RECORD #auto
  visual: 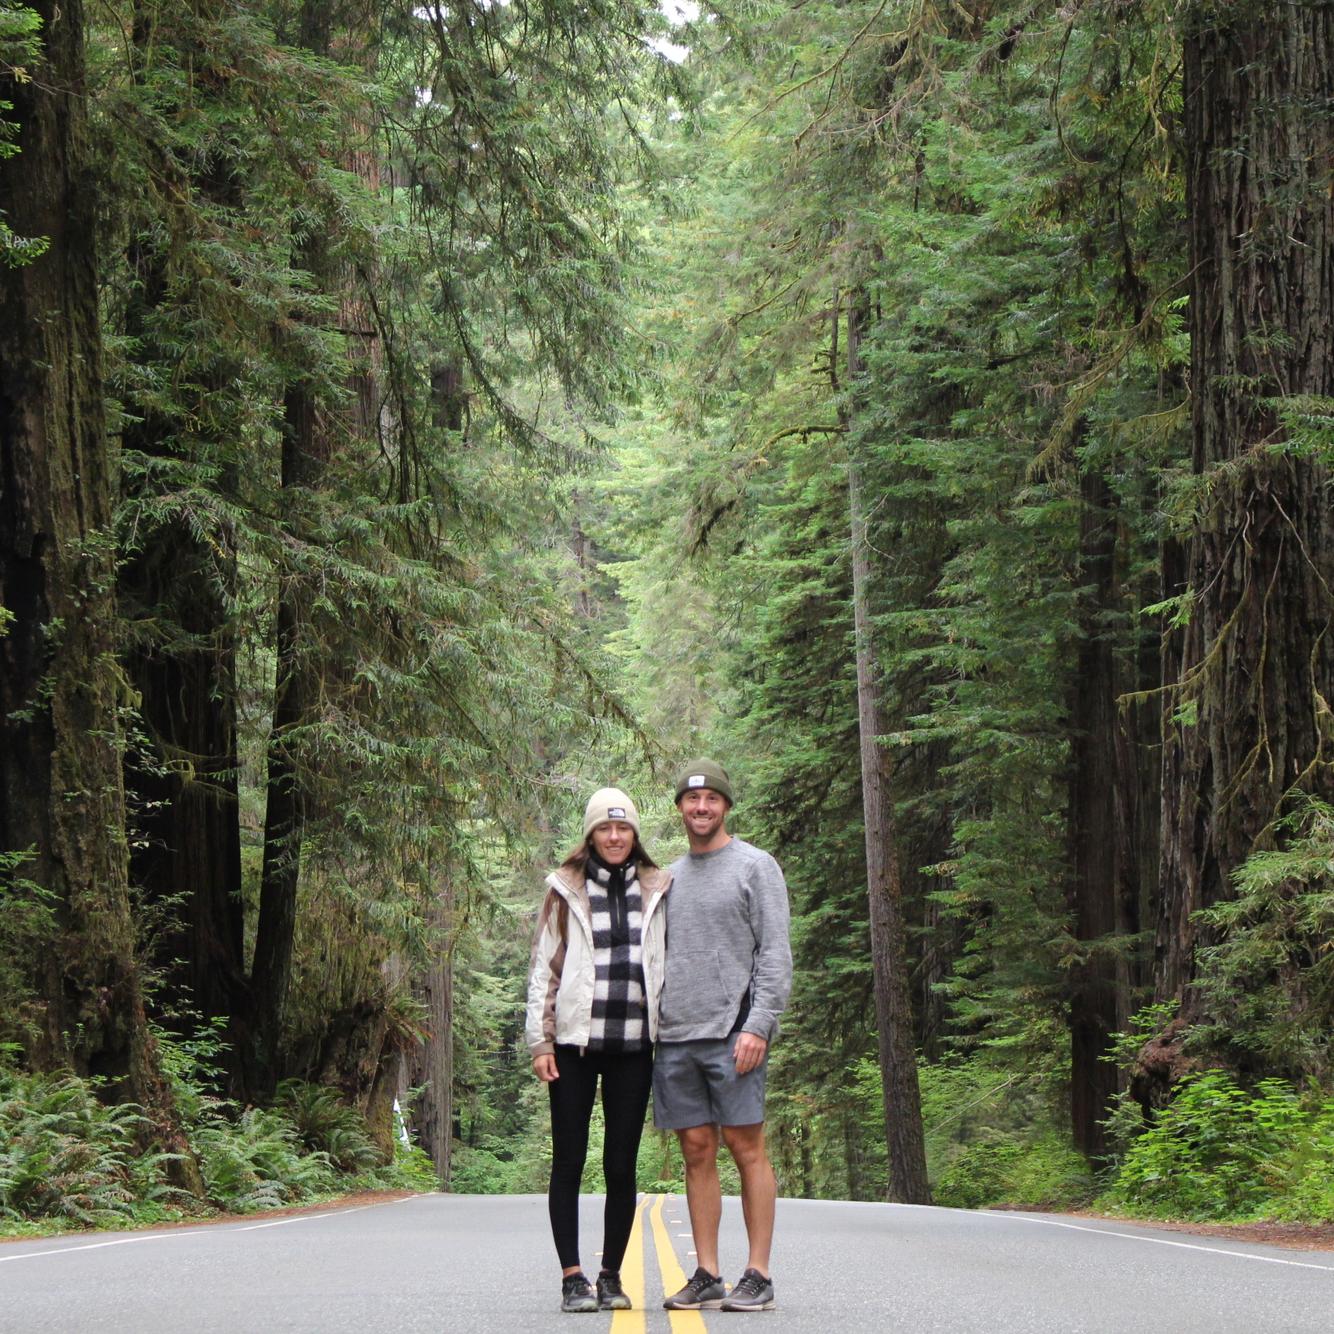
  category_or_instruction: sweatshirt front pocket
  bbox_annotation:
[662,949,749,1030]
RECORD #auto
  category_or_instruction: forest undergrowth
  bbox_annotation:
[0,1036,435,1236]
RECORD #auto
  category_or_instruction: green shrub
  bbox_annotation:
[1194,796,1334,1081]
[193,1105,338,1212]
[933,1137,1024,1208]
[1268,1097,1334,1221]
[371,1139,439,1193]
[450,1141,537,1194]
[0,852,57,1048]
[0,1066,146,1226]
[1104,1070,1313,1220]
[933,1132,1092,1209]
[0,1042,436,1232]
[275,1080,381,1173]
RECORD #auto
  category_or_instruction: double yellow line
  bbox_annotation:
[612,1193,708,1332]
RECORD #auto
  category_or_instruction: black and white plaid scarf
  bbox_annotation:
[585,853,648,1051]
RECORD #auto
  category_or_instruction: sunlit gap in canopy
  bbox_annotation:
[648,0,698,64]
[411,0,696,66]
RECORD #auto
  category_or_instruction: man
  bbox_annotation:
[654,758,792,1313]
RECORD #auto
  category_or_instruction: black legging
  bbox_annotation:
[547,1043,654,1273]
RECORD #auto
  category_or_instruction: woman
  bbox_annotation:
[525,786,670,1313]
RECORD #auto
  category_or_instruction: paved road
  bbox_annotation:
[2,1193,1332,1332]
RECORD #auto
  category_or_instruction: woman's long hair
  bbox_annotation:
[561,834,658,875]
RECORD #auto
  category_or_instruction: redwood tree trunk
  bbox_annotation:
[409,878,455,1184]
[405,366,468,1185]
[249,386,316,1095]
[1066,466,1124,1161]
[123,550,247,1036]
[0,1,200,1188]
[1156,4,1334,1028]
[117,4,248,1081]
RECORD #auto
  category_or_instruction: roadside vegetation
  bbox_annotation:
[0,1046,435,1235]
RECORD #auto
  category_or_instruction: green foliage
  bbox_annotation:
[190,1079,435,1213]
[193,1104,339,1213]
[918,1057,1092,1208]
[275,1081,382,1174]
[0,0,48,266]
[1104,1071,1334,1221]
[933,1133,1092,1211]
[379,1138,440,1195]
[0,849,57,1048]
[1193,797,1334,1081]
[0,1028,435,1233]
[0,1064,147,1226]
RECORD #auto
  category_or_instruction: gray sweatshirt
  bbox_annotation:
[657,836,792,1044]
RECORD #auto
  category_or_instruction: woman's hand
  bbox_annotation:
[533,1053,559,1082]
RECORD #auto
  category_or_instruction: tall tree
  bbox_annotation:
[0,0,196,1178]
[112,0,250,1068]
[845,297,931,1203]
[1066,464,1126,1159]
[1155,1,1334,1049]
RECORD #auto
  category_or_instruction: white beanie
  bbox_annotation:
[583,787,641,839]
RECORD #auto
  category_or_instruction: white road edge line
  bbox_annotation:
[989,1213,1334,1273]
[0,1233,198,1264]
[0,1195,416,1263]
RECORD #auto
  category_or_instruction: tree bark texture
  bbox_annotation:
[250,386,316,1095]
[0,0,137,1073]
[1157,2,1334,1020]
[1067,465,1145,1160]
[0,2,200,1187]
[846,301,931,1205]
[408,875,455,1185]
[122,521,247,1041]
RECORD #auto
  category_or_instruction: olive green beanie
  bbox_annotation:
[672,758,734,807]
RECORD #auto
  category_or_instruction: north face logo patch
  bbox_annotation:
[607,807,626,819]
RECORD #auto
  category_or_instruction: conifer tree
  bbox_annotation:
[0,0,199,1185]
[1155,0,1334,1064]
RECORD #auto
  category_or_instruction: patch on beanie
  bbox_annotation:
[607,806,626,819]
[687,774,705,788]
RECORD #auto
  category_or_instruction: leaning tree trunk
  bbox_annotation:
[0,0,201,1189]
[1155,3,1334,1044]
[845,299,931,1205]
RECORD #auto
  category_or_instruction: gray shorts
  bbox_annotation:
[652,1032,768,1129]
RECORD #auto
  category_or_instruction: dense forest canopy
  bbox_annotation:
[1,0,1332,1222]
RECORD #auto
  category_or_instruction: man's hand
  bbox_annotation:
[532,1053,559,1082]
[732,1032,768,1074]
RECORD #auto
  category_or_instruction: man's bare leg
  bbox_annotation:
[677,1124,723,1275]
[721,1121,775,1276]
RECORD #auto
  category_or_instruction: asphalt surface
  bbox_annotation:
[1,1192,1331,1332]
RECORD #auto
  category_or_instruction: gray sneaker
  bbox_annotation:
[663,1266,726,1310]
[560,1273,597,1313]
[721,1268,776,1311]
[596,1270,631,1311]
